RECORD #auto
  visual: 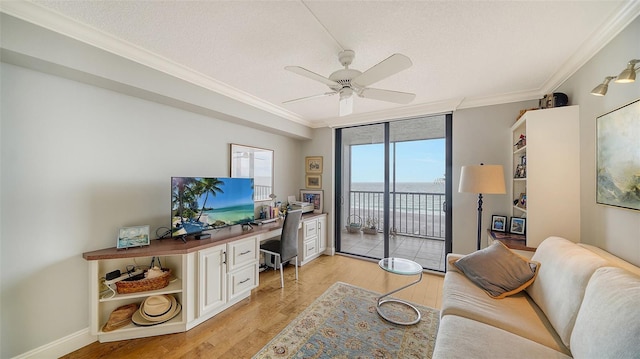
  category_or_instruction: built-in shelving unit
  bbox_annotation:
[509,106,580,248]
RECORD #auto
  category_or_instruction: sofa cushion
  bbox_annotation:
[441,270,570,355]
[570,267,640,358]
[433,315,572,359]
[526,236,608,349]
[453,241,540,298]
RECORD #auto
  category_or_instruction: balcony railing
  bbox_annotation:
[348,190,445,240]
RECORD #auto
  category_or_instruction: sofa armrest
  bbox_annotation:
[446,253,464,273]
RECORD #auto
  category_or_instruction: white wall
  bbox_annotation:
[556,16,640,265]
[0,63,303,358]
[452,101,538,254]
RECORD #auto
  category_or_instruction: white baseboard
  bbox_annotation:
[12,328,95,359]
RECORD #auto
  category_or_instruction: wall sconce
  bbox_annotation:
[591,59,639,96]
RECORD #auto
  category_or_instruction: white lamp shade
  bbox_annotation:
[459,165,506,194]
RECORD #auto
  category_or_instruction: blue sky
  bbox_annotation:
[193,177,254,208]
[351,139,445,182]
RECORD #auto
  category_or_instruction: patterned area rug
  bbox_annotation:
[253,282,440,358]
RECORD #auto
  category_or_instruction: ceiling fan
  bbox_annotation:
[284,50,416,116]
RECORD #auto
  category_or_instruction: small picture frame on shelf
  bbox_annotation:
[117,225,150,249]
[514,164,526,178]
[510,217,526,235]
[491,215,507,232]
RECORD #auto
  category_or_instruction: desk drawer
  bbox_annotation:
[304,238,318,259]
[228,263,258,301]
[228,236,258,271]
[303,219,317,239]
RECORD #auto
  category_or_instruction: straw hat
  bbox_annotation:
[102,303,139,332]
[132,294,181,326]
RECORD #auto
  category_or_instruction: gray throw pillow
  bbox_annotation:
[454,241,540,299]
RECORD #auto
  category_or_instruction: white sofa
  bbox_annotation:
[433,236,640,358]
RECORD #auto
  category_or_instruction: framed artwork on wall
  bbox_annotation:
[300,190,323,214]
[305,156,323,174]
[305,174,322,189]
[596,98,640,211]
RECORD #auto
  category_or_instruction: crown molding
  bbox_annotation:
[0,1,310,127]
[456,90,541,110]
[540,0,640,94]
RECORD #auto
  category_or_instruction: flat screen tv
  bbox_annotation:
[171,177,254,238]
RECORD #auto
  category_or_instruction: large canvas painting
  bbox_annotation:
[596,98,640,211]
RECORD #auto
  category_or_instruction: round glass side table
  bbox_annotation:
[376,257,423,325]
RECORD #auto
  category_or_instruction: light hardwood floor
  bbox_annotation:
[63,254,444,359]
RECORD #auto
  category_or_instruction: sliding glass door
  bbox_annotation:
[335,114,452,272]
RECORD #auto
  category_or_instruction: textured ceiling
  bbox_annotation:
[22,1,638,127]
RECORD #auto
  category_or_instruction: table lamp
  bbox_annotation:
[459,164,506,250]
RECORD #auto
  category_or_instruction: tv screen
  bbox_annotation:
[171,177,254,237]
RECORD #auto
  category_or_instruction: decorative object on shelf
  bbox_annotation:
[515,193,527,209]
[345,214,362,233]
[509,217,526,235]
[514,134,526,149]
[132,294,182,327]
[596,98,640,211]
[491,215,507,232]
[230,144,274,201]
[305,156,323,174]
[305,174,322,189]
[300,189,324,213]
[590,59,639,96]
[459,164,507,250]
[117,225,150,249]
[362,217,378,234]
[539,92,568,109]
[514,164,527,179]
[102,303,139,332]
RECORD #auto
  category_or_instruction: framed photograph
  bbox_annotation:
[117,225,150,249]
[491,215,507,232]
[509,217,526,235]
[305,174,322,189]
[300,190,323,214]
[596,98,640,211]
[230,144,274,201]
[305,156,323,174]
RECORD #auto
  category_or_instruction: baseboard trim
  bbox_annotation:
[12,328,95,359]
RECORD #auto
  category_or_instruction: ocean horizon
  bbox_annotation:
[351,181,444,194]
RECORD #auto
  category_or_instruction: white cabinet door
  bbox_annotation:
[198,244,226,317]
[318,215,327,253]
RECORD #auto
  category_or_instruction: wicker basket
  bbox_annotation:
[116,269,171,294]
[345,214,362,233]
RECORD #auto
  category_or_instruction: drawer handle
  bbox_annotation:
[240,250,251,256]
[309,247,315,251]
[239,278,250,284]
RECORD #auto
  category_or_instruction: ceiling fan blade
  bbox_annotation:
[352,54,412,87]
[285,66,340,87]
[283,91,337,104]
[359,88,416,104]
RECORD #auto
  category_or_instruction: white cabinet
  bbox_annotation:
[510,106,580,248]
[318,215,327,253]
[89,255,187,342]
[298,214,327,266]
[197,244,226,317]
[197,236,258,320]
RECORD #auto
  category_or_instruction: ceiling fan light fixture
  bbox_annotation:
[339,88,354,116]
[590,76,616,96]
[614,59,639,83]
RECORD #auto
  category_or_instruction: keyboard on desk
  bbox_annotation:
[252,218,278,225]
